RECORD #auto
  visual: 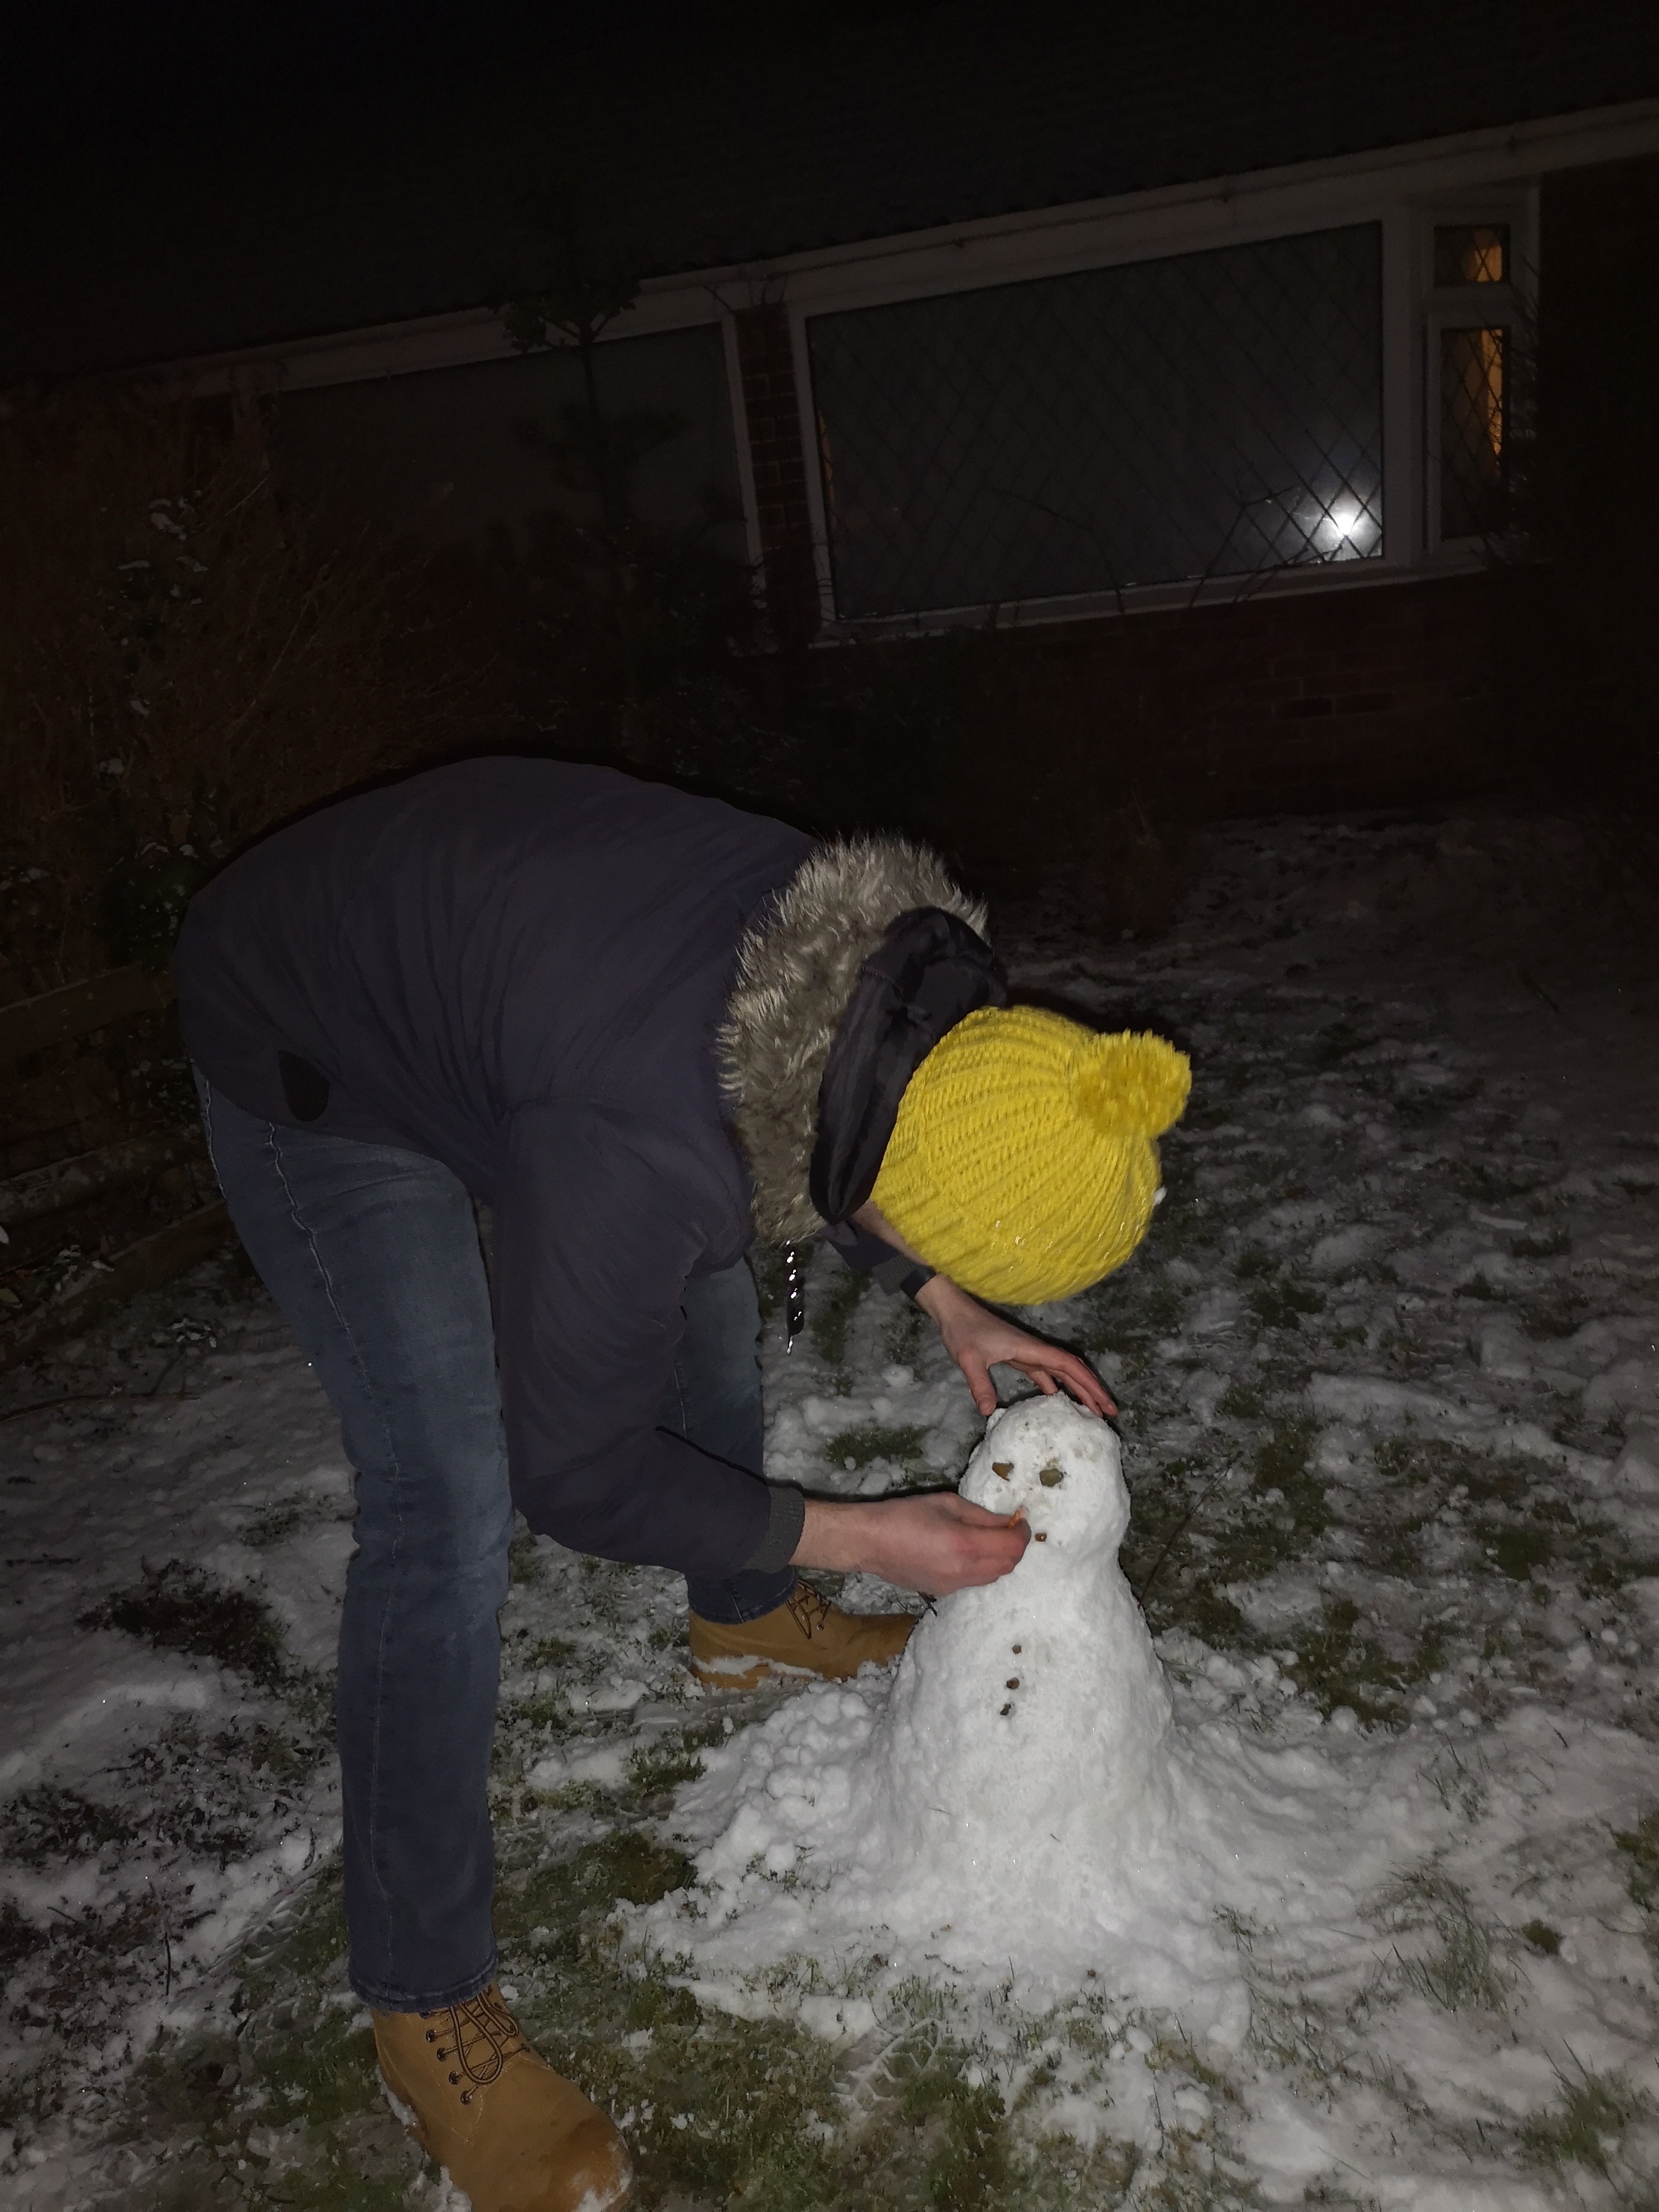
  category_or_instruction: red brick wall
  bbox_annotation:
[780,571,1500,845]
[1008,571,1496,814]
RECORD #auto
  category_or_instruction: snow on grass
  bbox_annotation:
[2,808,1658,2207]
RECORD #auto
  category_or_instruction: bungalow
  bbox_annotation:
[10,1,1658,809]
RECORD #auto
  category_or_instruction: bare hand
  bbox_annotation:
[791,1490,1030,1594]
[917,1276,1118,1418]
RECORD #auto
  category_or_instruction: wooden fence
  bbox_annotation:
[0,968,230,1372]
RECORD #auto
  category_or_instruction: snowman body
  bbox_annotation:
[858,1394,1176,1944]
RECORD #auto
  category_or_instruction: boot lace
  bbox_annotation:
[786,1583,832,1641]
[421,1986,528,2103]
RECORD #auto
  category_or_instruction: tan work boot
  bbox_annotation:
[688,1580,915,1689]
[374,1983,631,2212]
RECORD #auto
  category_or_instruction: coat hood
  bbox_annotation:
[719,835,989,1241]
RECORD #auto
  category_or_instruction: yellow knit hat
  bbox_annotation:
[870,1007,1191,1304]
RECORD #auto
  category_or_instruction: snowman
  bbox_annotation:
[856,1392,1179,1945]
[661,1390,1243,2008]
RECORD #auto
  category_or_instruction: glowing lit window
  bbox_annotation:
[1433,224,1509,287]
[1439,326,1507,540]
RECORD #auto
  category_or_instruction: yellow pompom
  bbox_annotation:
[870,1006,1192,1305]
[1074,1031,1191,1139]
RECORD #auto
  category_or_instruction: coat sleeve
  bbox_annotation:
[492,1104,772,1581]
[822,1220,896,1274]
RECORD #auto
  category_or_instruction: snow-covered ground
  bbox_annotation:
[2,808,1658,2211]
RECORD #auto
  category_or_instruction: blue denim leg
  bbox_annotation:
[197,1073,511,2011]
[665,1261,797,1627]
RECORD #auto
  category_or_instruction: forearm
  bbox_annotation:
[791,1496,884,1574]
[789,1488,1029,1593]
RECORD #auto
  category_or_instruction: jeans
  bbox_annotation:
[196,1073,793,2009]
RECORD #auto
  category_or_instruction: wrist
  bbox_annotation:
[791,1496,875,1574]
[915,1273,972,1324]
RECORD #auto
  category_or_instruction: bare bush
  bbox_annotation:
[0,386,501,1001]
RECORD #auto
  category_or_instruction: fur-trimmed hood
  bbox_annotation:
[719,836,988,1241]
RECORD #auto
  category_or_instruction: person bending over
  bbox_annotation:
[174,757,1188,2212]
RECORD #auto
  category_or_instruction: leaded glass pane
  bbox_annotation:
[808,223,1383,620]
[1439,325,1507,540]
[1433,224,1509,286]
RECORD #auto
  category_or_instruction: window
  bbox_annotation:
[807,224,1384,620]
[1427,216,1521,546]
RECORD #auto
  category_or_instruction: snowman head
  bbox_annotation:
[959,1394,1128,1563]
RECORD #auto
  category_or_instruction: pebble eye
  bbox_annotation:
[993,1462,1013,1478]
[1011,1644,1021,1654]
[1005,1677,1019,1689]
[1038,1465,1065,1487]
[1000,1702,1013,1717]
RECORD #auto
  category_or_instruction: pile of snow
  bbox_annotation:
[652,1399,1238,2016]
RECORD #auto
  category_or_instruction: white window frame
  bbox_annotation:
[1418,192,1537,559]
[761,116,1645,635]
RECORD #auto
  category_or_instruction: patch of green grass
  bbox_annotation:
[1216,1381,1262,1418]
[886,1299,929,1365]
[1175,1581,1253,1651]
[1455,1155,1553,1204]
[1367,1509,1429,1578]
[823,1423,930,1469]
[1071,1267,1173,1364]
[244,1497,312,1548]
[110,1874,421,2207]
[1382,1871,1512,2014]
[1313,1019,1373,1068]
[1406,1621,1446,1682]
[882,2033,1014,2208]
[495,1830,696,1953]
[1518,1284,1589,1340]
[626,1738,708,1799]
[1287,1602,1403,1727]
[1615,1809,1659,1914]
[1136,1279,1187,1336]
[1247,1276,1326,1330]
[578,2003,846,2209]
[1520,1919,1561,1955]
[1364,1441,1647,1597]
[78,1559,289,1691]
[244,1494,351,1550]
[1013,2131,1144,2205]
[1512,1225,1571,1259]
[749,1242,789,1323]
[808,1263,868,1371]
[1252,1418,1327,1546]
[240,1866,352,2002]
[0,1785,135,1868]
[1481,1523,1554,1581]
[1120,1423,1329,1650]
[509,1530,546,1583]
[255,1993,390,2134]
[4,1891,176,2054]
[0,1900,45,1977]
[1456,1455,1534,1507]
[500,1688,571,1733]
[1520,2065,1649,2175]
